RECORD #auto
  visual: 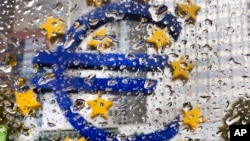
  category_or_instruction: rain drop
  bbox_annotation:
[107,79,118,86]
[52,2,63,13]
[88,18,99,26]
[35,4,43,11]
[23,0,34,7]
[144,80,155,89]
[63,37,75,49]
[205,19,213,26]
[38,73,55,85]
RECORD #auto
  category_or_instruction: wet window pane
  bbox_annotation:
[0,0,249,141]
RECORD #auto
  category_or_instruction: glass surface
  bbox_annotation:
[0,0,249,141]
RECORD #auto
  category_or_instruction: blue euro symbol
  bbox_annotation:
[32,2,181,141]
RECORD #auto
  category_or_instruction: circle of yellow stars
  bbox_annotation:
[37,0,202,136]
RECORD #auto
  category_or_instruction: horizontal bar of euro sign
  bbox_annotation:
[32,51,168,71]
[32,75,157,94]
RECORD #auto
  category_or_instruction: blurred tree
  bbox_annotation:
[218,98,250,141]
[0,90,27,140]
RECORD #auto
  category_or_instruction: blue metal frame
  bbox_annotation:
[32,1,181,141]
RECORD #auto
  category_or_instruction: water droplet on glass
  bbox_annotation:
[202,29,208,34]
[32,38,39,46]
[144,80,155,89]
[52,2,63,13]
[74,21,80,29]
[227,26,234,34]
[35,4,43,11]
[63,37,75,49]
[65,86,74,91]
[22,128,31,136]
[48,122,56,127]
[74,99,85,108]
[155,108,162,114]
[155,5,168,15]
[203,44,212,50]
[242,120,247,125]
[0,47,6,53]
[139,58,147,65]
[23,0,34,7]
[132,40,146,50]
[23,9,31,15]
[73,60,80,65]
[0,66,11,73]
[205,19,213,26]
[8,39,20,48]
[135,24,144,31]
[84,74,96,86]
[244,54,250,61]
[31,64,39,73]
[200,95,211,102]
[88,18,99,26]
[107,79,118,86]
[226,115,240,125]
[125,53,136,60]
[0,32,7,53]
[38,73,55,85]
[122,79,128,84]
[231,12,236,17]
[124,2,131,7]
[228,57,241,65]
[120,65,126,70]
[181,40,187,45]
[0,83,8,88]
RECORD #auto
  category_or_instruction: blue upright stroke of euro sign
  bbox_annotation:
[32,2,181,141]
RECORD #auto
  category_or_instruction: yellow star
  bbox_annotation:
[40,16,65,42]
[87,28,107,49]
[170,56,194,81]
[87,28,115,51]
[176,0,201,23]
[87,28,106,50]
[15,89,41,116]
[64,137,86,141]
[86,0,110,7]
[92,28,107,37]
[182,106,207,131]
[87,97,112,119]
[77,137,86,141]
[87,39,101,49]
[146,26,172,52]
[101,37,114,49]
